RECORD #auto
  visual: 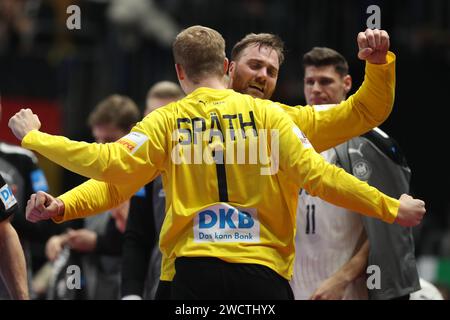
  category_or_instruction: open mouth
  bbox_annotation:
[248,85,264,94]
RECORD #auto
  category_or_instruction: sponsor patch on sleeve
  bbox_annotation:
[292,126,312,149]
[1,184,17,211]
[116,132,149,154]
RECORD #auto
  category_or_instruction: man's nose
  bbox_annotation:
[312,81,322,93]
[255,68,268,81]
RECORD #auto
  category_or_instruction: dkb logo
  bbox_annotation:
[193,204,260,243]
[199,209,254,229]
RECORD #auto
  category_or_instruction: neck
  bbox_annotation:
[184,76,227,95]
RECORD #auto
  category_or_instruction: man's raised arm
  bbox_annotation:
[280,29,395,153]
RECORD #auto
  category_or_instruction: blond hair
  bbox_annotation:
[146,81,184,100]
[173,25,226,83]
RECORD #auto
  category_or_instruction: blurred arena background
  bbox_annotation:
[0,0,449,298]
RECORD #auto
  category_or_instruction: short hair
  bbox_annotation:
[88,94,140,132]
[146,81,184,101]
[231,33,285,65]
[302,47,349,77]
[173,25,226,83]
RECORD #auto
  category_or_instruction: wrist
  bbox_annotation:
[21,129,38,146]
[367,53,388,65]
[55,199,65,217]
[335,263,363,284]
[369,58,387,64]
[333,271,352,286]
[341,259,367,283]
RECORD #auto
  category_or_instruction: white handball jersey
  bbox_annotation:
[290,148,368,300]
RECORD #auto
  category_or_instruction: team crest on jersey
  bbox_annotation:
[193,203,260,243]
[116,132,148,154]
[352,159,372,181]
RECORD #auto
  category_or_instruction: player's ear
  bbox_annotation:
[175,63,185,81]
[223,58,229,74]
[343,74,352,94]
[228,60,235,77]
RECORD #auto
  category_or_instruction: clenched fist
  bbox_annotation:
[26,191,64,223]
[357,28,390,64]
[395,194,426,227]
[8,108,41,141]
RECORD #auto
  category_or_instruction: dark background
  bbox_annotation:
[1,0,449,258]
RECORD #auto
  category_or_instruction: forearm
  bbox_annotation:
[274,107,400,223]
[0,222,29,299]
[21,130,148,184]
[298,149,399,223]
[311,237,369,300]
[54,179,140,223]
[334,239,369,284]
[351,51,396,124]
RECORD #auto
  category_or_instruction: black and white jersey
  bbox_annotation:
[291,148,368,300]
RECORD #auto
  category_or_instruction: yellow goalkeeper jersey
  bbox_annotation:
[22,53,397,280]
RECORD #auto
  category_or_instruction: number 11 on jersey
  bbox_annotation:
[305,204,316,234]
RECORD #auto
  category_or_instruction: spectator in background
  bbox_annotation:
[144,81,185,115]
[44,94,140,299]
[122,81,184,300]
[0,0,34,55]
[107,0,179,50]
